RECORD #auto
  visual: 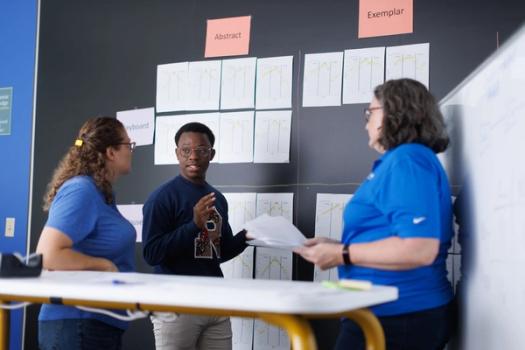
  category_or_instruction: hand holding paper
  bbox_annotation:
[244,214,306,250]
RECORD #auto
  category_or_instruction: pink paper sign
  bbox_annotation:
[205,15,251,58]
[358,0,413,38]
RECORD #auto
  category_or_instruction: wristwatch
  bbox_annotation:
[342,244,351,265]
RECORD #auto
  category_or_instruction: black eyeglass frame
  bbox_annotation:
[115,142,136,152]
[177,147,213,158]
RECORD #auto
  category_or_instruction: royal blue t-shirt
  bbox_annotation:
[338,144,454,316]
[38,176,136,329]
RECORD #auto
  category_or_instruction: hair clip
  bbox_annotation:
[74,139,83,147]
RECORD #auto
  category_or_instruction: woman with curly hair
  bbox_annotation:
[295,79,454,349]
[36,116,136,350]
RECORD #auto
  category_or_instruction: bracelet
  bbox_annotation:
[342,244,351,265]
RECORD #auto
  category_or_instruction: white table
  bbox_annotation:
[0,271,397,350]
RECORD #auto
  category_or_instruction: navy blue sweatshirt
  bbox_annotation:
[142,175,247,277]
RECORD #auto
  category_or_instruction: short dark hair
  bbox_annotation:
[174,122,215,147]
[374,78,449,153]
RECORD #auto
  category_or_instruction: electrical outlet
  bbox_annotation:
[5,217,15,237]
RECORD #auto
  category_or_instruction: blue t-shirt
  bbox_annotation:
[338,144,454,316]
[38,176,136,329]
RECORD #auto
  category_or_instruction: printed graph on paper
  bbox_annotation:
[386,43,429,87]
[187,60,221,110]
[221,57,256,110]
[253,247,291,350]
[255,56,293,110]
[219,112,255,163]
[253,111,292,163]
[343,47,385,104]
[156,62,188,112]
[255,193,293,222]
[303,52,343,106]
[314,193,353,281]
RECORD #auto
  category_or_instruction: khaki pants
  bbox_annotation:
[151,313,232,350]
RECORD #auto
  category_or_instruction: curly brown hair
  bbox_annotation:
[43,117,126,211]
[374,79,449,153]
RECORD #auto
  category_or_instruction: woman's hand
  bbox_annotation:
[295,235,441,271]
[294,241,344,270]
[302,236,340,247]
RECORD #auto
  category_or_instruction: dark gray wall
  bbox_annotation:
[28,0,525,349]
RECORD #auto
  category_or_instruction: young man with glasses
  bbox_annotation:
[142,122,248,350]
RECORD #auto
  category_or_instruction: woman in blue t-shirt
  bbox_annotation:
[36,117,137,350]
[295,79,453,350]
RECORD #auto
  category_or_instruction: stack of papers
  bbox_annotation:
[244,214,306,250]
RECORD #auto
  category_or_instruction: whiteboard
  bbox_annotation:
[440,24,525,350]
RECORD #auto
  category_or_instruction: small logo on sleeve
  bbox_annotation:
[412,216,427,225]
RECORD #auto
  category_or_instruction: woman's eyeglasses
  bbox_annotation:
[116,142,136,152]
[364,107,383,122]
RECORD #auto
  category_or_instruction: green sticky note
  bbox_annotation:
[322,279,372,291]
[0,87,13,136]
